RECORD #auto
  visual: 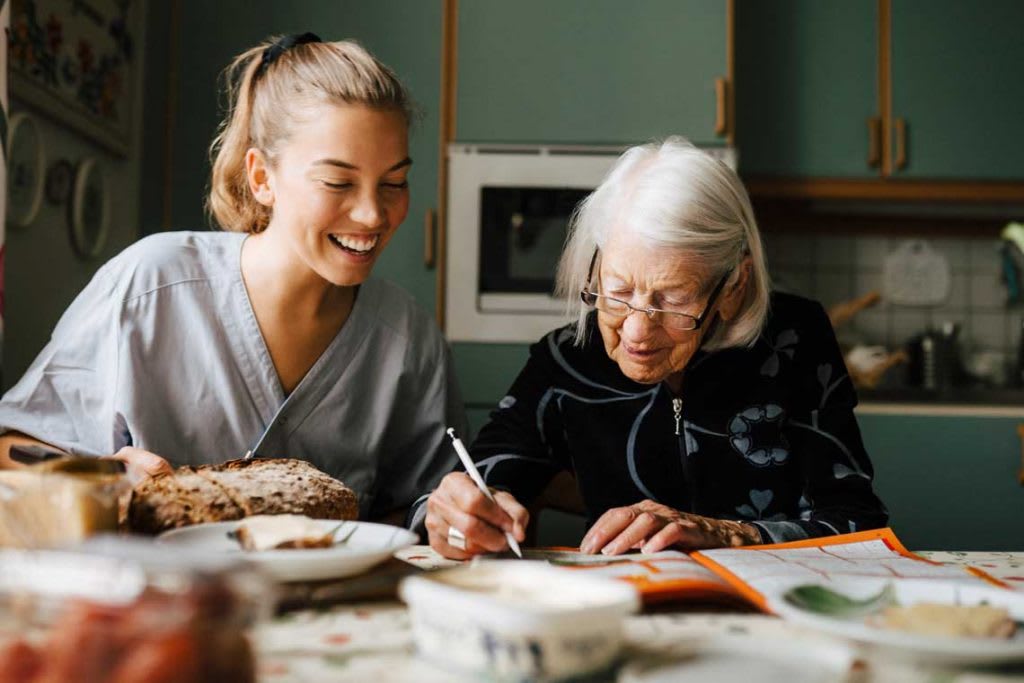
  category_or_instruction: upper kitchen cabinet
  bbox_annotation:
[737,0,1024,200]
[890,0,1024,181]
[456,0,731,146]
[735,0,878,178]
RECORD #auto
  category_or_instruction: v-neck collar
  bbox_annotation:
[232,234,378,447]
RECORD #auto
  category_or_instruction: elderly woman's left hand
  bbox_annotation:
[579,499,761,555]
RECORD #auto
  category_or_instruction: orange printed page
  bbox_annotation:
[691,528,999,613]
[528,548,743,605]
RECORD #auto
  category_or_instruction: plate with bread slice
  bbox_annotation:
[158,515,417,582]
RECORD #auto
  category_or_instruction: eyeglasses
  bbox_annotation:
[579,250,730,331]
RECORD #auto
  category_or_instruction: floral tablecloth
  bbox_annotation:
[255,549,1024,683]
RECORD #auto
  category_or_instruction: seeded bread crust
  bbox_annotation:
[128,458,359,534]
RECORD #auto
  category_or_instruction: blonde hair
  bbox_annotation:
[207,38,412,233]
[556,137,771,351]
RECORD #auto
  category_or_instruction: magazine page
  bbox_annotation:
[692,528,1000,612]
[523,548,742,605]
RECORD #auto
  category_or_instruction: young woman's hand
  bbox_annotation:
[105,447,174,484]
[425,472,529,560]
[580,499,761,555]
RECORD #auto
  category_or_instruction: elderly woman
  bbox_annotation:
[424,137,888,558]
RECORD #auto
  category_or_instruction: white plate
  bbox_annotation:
[157,519,417,582]
[619,634,855,683]
[771,578,1024,666]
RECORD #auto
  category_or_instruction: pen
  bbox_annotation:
[446,428,523,558]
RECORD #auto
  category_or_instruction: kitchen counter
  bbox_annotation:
[858,387,1024,417]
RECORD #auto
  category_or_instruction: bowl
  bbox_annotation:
[399,560,640,681]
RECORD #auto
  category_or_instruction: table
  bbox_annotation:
[255,549,1024,683]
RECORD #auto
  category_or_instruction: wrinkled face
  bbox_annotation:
[596,230,718,386]
[260,103,410,286]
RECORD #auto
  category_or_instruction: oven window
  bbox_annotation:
[478,187,590,294]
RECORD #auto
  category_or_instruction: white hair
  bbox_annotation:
[555,137,771,350]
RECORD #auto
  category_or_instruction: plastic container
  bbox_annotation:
[0,536,273,682]
[399,560,640,681]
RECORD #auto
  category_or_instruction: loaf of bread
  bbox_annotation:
[128,458,359,534]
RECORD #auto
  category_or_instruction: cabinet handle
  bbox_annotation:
[714,77,728,136]
[1017,424,1024,486]
[424,207,436,269]
[867,117,882,168]
[894,117,908,170]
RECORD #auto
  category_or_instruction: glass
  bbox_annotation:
[580,250,730,331]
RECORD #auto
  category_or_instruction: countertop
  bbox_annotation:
[858,387,1024,416]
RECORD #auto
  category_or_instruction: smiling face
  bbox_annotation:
[596,229,719,387]
[250,103,410,287]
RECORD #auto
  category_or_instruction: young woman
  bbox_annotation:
[0,34,464,523]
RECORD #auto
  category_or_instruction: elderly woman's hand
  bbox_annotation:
[579,499,760,555]
[426,472,529,560]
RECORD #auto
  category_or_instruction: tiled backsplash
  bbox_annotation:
[764,233,1024,388]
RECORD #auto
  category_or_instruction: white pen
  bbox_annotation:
[446,428,523,558]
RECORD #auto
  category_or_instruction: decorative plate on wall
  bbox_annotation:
[7,112,46,228]
[69,158,110,259]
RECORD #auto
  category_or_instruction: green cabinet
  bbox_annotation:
[456,0,729,145]
[736,0,1024,185]
[736,0,878,178]
[858,412,1023,551]
[890,0,1024,180]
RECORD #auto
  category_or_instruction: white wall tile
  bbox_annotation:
[968,312,1008,352]
[969,272,1007,311]
[816,235,855,268]
[969,240,1003,275]
[934,238,971,272]
[815,271,854,308]
[855,237,889,268]
[888,309,930,348]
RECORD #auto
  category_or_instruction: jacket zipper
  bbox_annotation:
[671,393,698,512]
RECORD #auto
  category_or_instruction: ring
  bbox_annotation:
[447,526,466,551]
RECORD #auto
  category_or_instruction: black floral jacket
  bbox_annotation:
[469,292,888,543]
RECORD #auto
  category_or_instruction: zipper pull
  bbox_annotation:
[672,397,682,436]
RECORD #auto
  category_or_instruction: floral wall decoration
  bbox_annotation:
[8,0,138,156]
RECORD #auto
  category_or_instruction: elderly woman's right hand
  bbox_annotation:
[426,472,529,559]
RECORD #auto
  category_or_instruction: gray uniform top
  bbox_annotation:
[0,231,464,519]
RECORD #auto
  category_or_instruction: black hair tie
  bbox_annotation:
[259,32,322,74]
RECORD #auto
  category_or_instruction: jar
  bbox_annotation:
[0,537,273,682]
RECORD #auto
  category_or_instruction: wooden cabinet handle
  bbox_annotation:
[1017,424,1024,486]
[714,77,728,136]
[867,116,882,168]
[424,207,436,269]
[894,117,908,170]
